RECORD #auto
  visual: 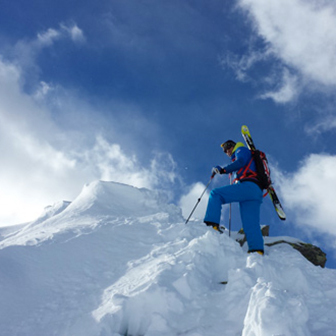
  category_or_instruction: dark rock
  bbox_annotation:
[265,240,327,268]
[235,225,327,268]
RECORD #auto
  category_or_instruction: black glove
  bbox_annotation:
[212,166,226,175]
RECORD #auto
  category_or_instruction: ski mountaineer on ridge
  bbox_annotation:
[204,140,264,255]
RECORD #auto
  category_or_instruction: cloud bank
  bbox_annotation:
[230,0,336,103]
[276,154,336,247]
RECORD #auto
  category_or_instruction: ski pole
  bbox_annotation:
[229,203,232,237]
[229,173,232,237]
[185,173,215,224]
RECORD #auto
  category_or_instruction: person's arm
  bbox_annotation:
[223,147,250,174]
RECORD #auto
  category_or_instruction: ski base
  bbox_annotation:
[268,185,286,220]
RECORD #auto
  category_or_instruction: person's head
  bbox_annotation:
[221,140,236,156]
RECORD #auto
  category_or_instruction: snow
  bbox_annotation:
[0,180,336,336]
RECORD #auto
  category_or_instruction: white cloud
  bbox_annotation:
[79,136,179,192]
[10,23,86,84]
[223,49,271,83]
[37,28,61,46]
[259,68,299,103]
[277,154,336,238]
[234,0,336,102]
[0,59,80,225]
[305,115,336,135]
[60,23,86,43]
[33,81,54,100]
[36,24,85,47]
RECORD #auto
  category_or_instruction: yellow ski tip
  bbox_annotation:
[276,208,286,220]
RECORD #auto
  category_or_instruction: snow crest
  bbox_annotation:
[0,181,336,336]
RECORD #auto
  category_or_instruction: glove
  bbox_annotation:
[212,166,225,175]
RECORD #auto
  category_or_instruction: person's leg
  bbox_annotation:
[204,182,258,224]
[204,187,225,224]
[240,199,263,252]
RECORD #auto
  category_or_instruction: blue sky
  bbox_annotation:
[1,0,336,267]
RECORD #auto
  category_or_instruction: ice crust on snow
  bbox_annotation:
[0,180,336,336]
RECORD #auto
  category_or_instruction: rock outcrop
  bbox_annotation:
[236,225,327,268]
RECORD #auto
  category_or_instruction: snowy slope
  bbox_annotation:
[0,181,336,336]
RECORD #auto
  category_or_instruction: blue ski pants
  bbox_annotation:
[204,181,264,251]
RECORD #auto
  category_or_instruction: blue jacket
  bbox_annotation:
[223,142,259,184]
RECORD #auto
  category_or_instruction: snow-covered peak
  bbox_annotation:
[0,180,183,248]
[64,180,181,218]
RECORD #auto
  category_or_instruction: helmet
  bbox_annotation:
[221,140,236,153]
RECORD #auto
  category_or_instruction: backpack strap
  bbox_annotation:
[232,157,258,184]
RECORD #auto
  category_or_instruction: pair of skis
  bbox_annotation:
[241,125,286,221]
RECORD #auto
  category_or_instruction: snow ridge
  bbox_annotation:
[0,180,336,336]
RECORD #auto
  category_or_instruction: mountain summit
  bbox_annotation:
[0,180,336,336]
